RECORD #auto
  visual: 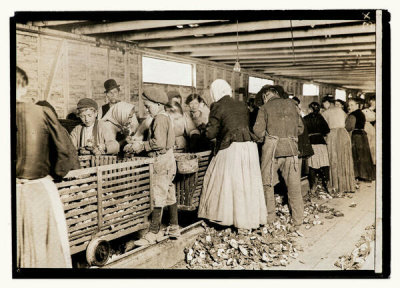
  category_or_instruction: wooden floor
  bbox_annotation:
[102,182,376,270]
[275,181,376,270]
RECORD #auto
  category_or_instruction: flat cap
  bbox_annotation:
[142,87,168,105]
[77,98,98,111]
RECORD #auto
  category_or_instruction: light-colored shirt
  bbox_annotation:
[80,124,94,147]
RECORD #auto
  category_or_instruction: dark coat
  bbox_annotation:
[16,103,80,180]
[205,96,256,153]
[253,96,304,157]
[298,117,314,158]
[101,103,110,119]
[303,112,330,145]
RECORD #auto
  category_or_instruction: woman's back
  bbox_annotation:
[322,106,347,129]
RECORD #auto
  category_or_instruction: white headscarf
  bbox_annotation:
[103,101,135,126]
[102,101,139,135]
[210,79,233,103]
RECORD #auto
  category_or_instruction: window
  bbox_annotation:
[142,56,195,87]
[335,89,347,101]
[303,83,319,96]
[248,76,274,94]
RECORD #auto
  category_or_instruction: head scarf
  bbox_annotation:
[210,79,232,103]
[103,101,135,127]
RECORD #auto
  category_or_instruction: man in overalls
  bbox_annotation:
[124,87,179,246]
[253,85,305,227]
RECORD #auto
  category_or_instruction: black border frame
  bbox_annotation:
[10,10,391,279]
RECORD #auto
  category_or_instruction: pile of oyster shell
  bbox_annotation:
[334,225,375,270]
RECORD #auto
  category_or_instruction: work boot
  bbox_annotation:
[166,225,181,239]
[133,230,164,247]
[149,207,163,234]
[321,166,331,193]
[166,203,180,239]
[169,203,179,226]
[308,168,318,196]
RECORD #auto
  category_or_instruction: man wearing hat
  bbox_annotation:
[100,79,121,119]
[70,98,119,155]
[124,86,180,245]
[253,85,305,228]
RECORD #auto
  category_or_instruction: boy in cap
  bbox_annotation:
[100,79,121,118]
[70,98,119,155]
[124,87,179,245]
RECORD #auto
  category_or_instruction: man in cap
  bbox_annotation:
[124,86,179,245]
[16,66,79,268]
[253,85,305,228]
[100,79,121,118]
[70,98,119,155]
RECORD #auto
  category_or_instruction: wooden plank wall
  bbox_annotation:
[16,26,355,119]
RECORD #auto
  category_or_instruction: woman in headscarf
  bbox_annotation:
[321,96,355,193]
[102,101,139,151]
[198,79,267,231]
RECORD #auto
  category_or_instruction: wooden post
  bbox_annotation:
[63,42,70,118]
[86,45,92,98]
[44,39,65,101]
[124,49,130,102]
[138,53,144,118]
[97,166,104,233]
[148,163,154,212]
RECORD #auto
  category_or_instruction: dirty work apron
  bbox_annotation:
[261,134,299,187]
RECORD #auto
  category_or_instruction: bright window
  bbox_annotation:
[248,76,274,94]
[335,89,347,101]
[303,83,319,96]
[142,56,195,87]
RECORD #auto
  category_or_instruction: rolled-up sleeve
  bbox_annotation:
[99,121,120,154]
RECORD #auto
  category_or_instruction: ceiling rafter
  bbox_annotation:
[111,20,361,41]
[72,20,226,35]
[138,23,375,47]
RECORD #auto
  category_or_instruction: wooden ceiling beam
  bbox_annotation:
[260,64,374,71]
[187,44,376,57]
[221,56,376,65]
[264,69,375,75]
[206,50,374,61]
[113,20,360,41]
[242,60,376,68]
[161,35,375,52]
[72,20,225,35]
[29,20,88,27]
[139,23,375,47]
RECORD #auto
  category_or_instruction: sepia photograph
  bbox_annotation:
[10,8,390,279]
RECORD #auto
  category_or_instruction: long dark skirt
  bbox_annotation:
[351,130,375,181]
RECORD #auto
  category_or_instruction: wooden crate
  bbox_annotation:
[78,155,118,168]
[56,158,154,255]
[174,150,212,210]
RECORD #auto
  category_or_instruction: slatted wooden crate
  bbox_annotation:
[56,158,154,255]
[78,155,118,168]
[174,150,212,210]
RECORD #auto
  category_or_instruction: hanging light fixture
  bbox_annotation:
[233,20,241,72]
